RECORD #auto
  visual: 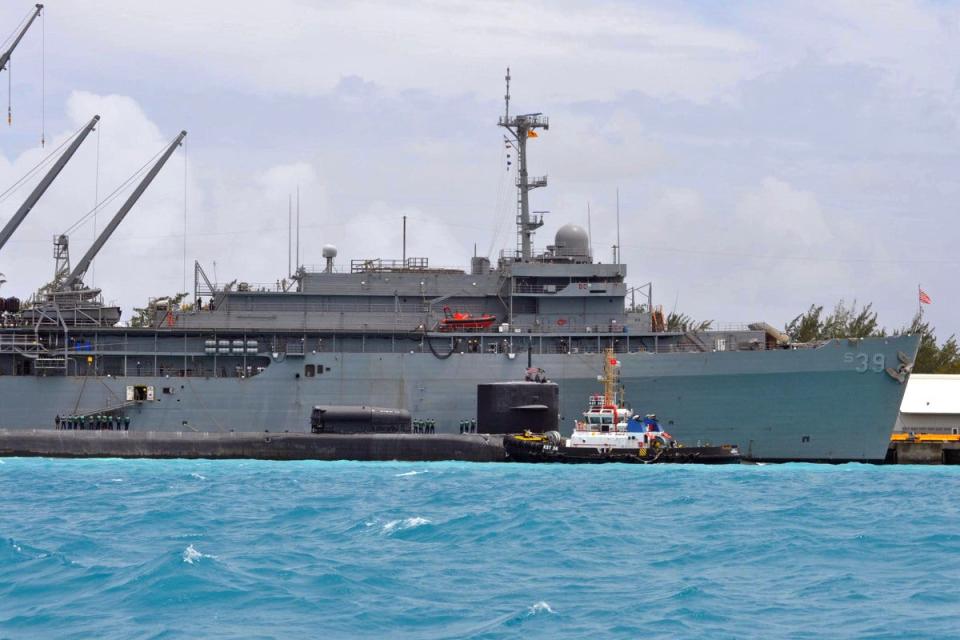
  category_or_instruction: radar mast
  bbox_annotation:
[497,68,549,262]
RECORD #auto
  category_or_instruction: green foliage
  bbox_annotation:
[784,300,884,342]
[896,313,960,374]
[666,311,712,332]
[130,292,189,328]
[787,301,959,374]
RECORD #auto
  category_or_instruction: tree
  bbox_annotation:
[896,313,960,374]
[785,300,883,342]
[129,292,189,328]
[666,311,712,332]
[786,301,959,374]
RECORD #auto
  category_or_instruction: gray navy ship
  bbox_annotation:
[0,71,919,462]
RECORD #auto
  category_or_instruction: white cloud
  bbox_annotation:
[2,1,959,337]
[735,177,832,246]
[48,0,760,103]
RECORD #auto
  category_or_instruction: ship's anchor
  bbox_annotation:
[885,350,914,384]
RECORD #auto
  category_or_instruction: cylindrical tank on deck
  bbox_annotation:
[4,297,20,314]
[471,256,491,275]
[217,347,230,354]
[246,347,258,354]
[204,339,217,347]
[217,339,230,347]
[476,381,560,434]
[232,339,245,346]
[310,405,412,434]
[246,340,258,348]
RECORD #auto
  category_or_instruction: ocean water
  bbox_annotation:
[1,460,959,639]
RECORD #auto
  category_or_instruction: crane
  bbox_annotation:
[62,130,187,291]
[0,4,43,74]
[0,114,100,254]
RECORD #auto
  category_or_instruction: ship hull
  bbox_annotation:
[0,335,917,462]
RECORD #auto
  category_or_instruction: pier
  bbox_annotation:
[885,434,960,465]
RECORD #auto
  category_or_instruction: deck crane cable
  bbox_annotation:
[182,137,187,293]
[40,5,44,146]
[0,8,33,52]
[91,122,100,286]
[485,137,511,259]
[62,137,171,236]
[0,120,83,204]
[2,6,39,127]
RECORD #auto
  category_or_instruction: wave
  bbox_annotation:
[381,517,431,535]
[4,460,960,639]
[528,601,555,615]
[190,472,207,480]
[181,544,216,565]
[395,470,428,477]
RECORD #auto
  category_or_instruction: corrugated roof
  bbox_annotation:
[900,374,960,414]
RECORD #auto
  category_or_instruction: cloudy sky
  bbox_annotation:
[1,0,958,338]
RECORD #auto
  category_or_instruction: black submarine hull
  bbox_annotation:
[0,430,505,462]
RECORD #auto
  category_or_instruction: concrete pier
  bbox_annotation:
[885,438,960,465]
[0,430,506,462]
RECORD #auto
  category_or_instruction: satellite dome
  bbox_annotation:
[322,244,338,259]
[554,224,590,257]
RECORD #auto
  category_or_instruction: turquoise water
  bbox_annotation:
[1,460,959,639]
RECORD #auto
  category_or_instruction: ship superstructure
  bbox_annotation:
[0,71,918,461]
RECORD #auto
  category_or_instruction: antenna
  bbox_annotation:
[587,201,593,260]
[295,185,300,273]
[504,67,510,120]
[615,188,621,265]
[287,194,292,277]
[402,214,407,266]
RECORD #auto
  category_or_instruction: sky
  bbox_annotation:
[0,0,958,339]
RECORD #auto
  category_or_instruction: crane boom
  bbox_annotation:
[64,130,187,290]
[0,114,100,254]
[0,4,43,73]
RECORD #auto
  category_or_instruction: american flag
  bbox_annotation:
[919,288,932,305]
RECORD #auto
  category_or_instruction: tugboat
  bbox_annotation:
[503,349,741,464]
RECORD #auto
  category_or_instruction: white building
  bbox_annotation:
[896,374,960,435]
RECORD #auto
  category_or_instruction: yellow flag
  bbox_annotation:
[527,130,538,138]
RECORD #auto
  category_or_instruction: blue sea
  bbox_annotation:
[1,460,958,639]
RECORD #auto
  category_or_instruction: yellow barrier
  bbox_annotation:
[891,433,960,443]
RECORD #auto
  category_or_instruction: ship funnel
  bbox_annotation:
[471,256,490,275]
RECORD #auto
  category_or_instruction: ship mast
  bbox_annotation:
[497,68,549,262]
[602,347,622,408]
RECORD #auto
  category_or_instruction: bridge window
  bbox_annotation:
[305,364,316,377]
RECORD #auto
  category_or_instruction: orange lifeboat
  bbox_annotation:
[438,306,496,332]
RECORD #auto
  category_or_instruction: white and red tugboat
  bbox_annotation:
[504,349,741,464]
